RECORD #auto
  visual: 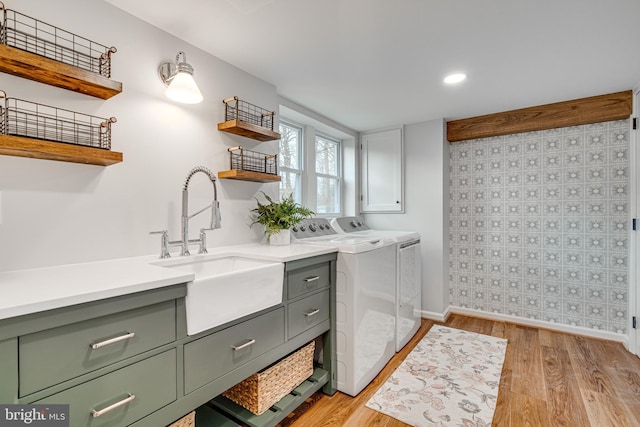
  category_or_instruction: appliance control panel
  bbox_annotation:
[333,216,371,233]
[291,218,338,239]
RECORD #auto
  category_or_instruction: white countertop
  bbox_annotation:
[0,243,337,321]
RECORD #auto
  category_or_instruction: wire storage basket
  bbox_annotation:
[0,91,116,150]
[223,96,275,131]
[228,146,278,175]
[0,2,117,77]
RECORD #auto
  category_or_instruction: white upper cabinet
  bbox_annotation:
[360,128,403,213]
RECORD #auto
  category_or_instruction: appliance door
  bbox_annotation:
[396,239,421,351]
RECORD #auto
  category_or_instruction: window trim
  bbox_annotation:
[278,120,304,202]
[315,133,342,215]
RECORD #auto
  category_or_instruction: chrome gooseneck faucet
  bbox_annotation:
[151,166,221,258]
[179,166,221,255]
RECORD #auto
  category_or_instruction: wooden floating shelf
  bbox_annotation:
[0,45,123,100]
[0,135,123,166]
[218,170,281,183]
[218,120,281,142]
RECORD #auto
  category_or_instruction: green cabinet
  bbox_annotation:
[282,253,337,395]
[0,285,185,424]
[287,290,330,340]
[0,252,337,427]
[0,338,17,404]
[184,308,285,394]
[35,350,176,427]
[208,253,337,427]
[286,262,330,299]
[20,300,176,396]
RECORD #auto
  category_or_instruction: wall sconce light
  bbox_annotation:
[158,51,203,104]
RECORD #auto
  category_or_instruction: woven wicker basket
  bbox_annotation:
[222,341,315,415]
[168,411,194,427]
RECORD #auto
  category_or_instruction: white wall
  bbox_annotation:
[363,118,449,317]
[0,0,280,271]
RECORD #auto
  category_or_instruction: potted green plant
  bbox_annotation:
[251,192,314,245]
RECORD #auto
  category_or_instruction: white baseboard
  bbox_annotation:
[419,305,451,322]
[447,306,628,345]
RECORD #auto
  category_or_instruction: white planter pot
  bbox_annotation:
[269,229,291,246]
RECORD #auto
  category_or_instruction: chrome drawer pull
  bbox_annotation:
[304,309,320,317]
[232,339,256,351]
[90,331,136,349]
[304,276,320,283]
[91,393,136,418]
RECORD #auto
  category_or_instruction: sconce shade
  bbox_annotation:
[165,71,203,104]
[159,51,203,104]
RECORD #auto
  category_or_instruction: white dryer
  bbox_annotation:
[291,218,397,396]
[331,216,422,352]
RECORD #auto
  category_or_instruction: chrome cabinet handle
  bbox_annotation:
[91,393,135,418]
[232,339,256,351]
[304,276,320,283]
[304,309,320,317]
[90,332,135,349]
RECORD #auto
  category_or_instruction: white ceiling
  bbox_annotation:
[105,0,640,132]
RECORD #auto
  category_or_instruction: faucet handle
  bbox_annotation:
[198,228,212,254]
[149,230,171,259]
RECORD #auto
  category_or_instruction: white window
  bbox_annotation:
[315,134,341,214]
[278,121,303,202]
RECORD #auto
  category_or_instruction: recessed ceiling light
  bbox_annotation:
[444,73,467,84]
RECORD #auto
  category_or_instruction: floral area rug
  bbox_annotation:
[366,325,507,427]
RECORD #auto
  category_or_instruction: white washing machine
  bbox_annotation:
[332,216,422,352]
[291,218,397,396]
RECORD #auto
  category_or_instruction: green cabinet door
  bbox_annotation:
[287,290,330,340]
[20,300,176,396]
[184,308,285,394]
[287,263,331,300]
[35,350,176,427]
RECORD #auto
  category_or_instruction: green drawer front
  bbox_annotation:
[287,263,330,300]
[20,300,176,396]
[35,349,176,427]
[287,290,330,340]
[184,307,285,394]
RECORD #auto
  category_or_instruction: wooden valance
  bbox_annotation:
[446,90,632,143]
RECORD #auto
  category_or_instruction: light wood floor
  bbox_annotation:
[284,314,640,427]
